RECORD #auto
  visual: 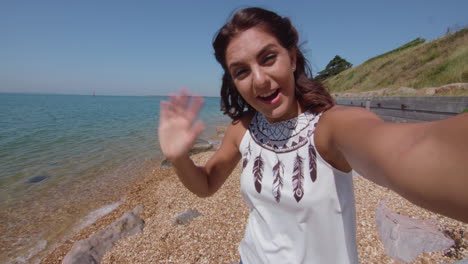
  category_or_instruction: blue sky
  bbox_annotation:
[1,0,467,96]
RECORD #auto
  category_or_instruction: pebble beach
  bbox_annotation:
[42,134,467,264]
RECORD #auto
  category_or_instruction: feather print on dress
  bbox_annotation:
[242,141,251,170]
[292,151,304,202]
[253,151,264,193]
[272,159,284,202]
[308,143,317,182]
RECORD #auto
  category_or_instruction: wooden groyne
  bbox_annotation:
[336,96,468,123]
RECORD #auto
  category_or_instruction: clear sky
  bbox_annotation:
[1,0,467,96]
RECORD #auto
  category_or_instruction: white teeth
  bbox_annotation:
[259,90,276,98]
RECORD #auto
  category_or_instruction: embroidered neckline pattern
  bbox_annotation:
[249,110,319,153]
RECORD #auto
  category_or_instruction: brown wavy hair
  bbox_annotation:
[213,7,334,121]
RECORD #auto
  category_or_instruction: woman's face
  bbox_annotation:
[225,26,301,123]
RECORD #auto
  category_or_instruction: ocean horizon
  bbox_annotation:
[0,93,229,263]
[0,92,222,98]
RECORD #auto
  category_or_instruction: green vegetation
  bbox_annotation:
[324,27,468,95]
[363,38,426,64]
[462,108,468,114]
[315,55,352,81]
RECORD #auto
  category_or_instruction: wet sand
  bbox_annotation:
[1,154,158,264]
[42,143,467,264]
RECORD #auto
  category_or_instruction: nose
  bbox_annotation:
[251,66,269,91]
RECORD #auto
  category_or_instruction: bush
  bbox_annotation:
[316,55,352,81]
[462,70,468,82]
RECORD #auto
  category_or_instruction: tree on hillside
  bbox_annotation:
[315,55,352,81]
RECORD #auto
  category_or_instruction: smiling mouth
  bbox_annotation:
[257,89,280,103]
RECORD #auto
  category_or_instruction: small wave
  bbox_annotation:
[16,200,123,264]
[75,200,123,231]
[11,239,47,264]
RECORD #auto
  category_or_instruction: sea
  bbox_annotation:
[0,93,230,263]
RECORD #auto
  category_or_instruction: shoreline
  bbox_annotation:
[0,95,230,264]
[41,125,231,263]
[41,148,249,264]
[42,138,467,264]
[2,155,155,264]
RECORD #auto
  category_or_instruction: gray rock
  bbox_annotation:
[160,158,172,169]
[216,126,227,137]
[62,206,144,264]
[28,174,50,183]
[160,138,213,169]
[173,209,201,226]
[190,138,213,154]
[376,200,454,263]
[211,139,222,151]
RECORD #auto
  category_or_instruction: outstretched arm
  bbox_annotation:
[158,90,243,197]
[325,106,468,222]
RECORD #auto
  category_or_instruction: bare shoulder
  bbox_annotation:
[317,105,375,136]
[314,105,383,171]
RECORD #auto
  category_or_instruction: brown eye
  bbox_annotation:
[234,68,248,78]
[262,54,277,64]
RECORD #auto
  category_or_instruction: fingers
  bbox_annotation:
[187,95,204,121]
[167,89,191,116]
[166,90,204,120]
[191,120,206,139]
[167,93,181,116]
[159,101,171,123]
[172,89,190,111]
[160,89,205,133]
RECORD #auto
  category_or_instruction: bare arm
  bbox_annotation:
[158,90,245,197]
[325,106,468,222]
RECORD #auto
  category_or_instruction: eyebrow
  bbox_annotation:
[228,43,277,71]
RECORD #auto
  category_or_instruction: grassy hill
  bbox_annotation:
[324,28,468,96]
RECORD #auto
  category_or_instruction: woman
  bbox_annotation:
[158,7,468,263]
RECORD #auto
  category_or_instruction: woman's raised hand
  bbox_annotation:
[158,90,206,161]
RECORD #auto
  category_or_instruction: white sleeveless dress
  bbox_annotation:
[238,110,358,264]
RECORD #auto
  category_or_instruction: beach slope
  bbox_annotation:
[43,151,467,263]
